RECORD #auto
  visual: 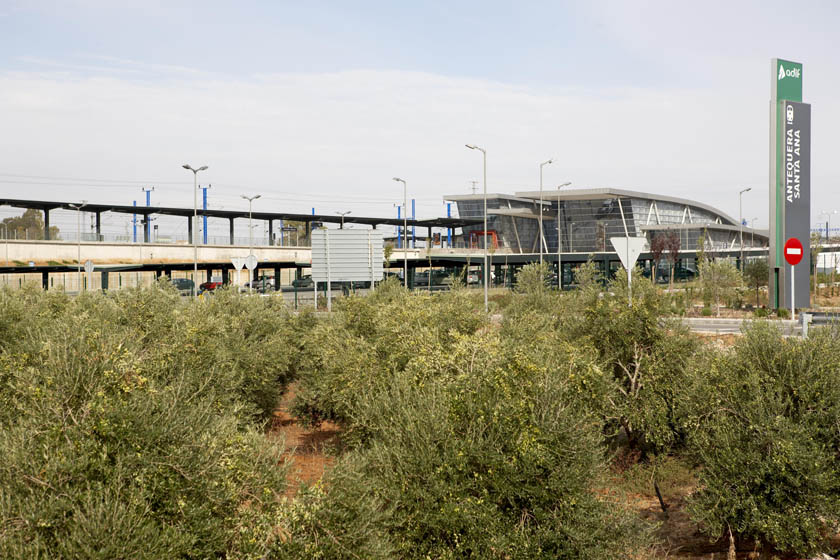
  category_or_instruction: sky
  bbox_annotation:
[1,0,839,239]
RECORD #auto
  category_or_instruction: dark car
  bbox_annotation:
[292,275,314,289]
[171,278,194,294]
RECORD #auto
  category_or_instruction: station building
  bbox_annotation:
[445,188,768,255]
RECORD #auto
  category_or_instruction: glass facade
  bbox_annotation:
[451,193,767,254]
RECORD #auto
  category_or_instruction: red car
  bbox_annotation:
[198,281,224,295]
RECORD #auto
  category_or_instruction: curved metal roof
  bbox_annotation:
[512,188,740,226]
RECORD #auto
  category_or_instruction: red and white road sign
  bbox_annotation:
[784,237,804,266]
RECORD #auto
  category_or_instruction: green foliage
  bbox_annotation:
[291,284,486,442]
[699,259,742,316]
[700,306,713,317]
[744,259,769,306]
[777,308,790,319]
[282,331,654,559]
[0,285,300,559]
[753,307,768,318]
[686,324,840,556]
[1,208,60,240]
[565,270,699,455]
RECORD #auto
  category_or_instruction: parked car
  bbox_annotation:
[198,281,224,296]
[292,275,314,289]
[170,278,194,295]
[245,277,274,293]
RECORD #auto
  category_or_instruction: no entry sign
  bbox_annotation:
[784,237,804,266]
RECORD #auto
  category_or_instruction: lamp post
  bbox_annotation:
[182,164,208,298]
[538,158,553,265]
[555,182,571,290]
[336,211,351,229]
[466,144,489,313]
[241,194,261,293]
[738,187,752,269]
[69,201,87,292]
[392,178,408,289]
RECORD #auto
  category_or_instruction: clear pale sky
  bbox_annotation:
[1,0,839,237]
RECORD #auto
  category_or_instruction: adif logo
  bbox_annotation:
[778,64,801,80]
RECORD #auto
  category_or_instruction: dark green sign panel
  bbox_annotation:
[774,58,803,102]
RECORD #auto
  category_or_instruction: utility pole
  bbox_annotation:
[199,184,211,244]
[469,180,479,195]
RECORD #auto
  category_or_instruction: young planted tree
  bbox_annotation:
[650,234,666,284]
[699,259,742,317]
[743,258,769,307]
[665,231,681,291]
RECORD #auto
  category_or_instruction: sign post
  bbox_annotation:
[610,237,649,307]
[244,254,258,293]
[784,237,803,320]
[231,257,245,289]
[769,58,810,310]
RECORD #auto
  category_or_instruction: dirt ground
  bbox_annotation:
[270,384,339,499]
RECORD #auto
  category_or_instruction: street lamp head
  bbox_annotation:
[254,194,261,199]
[740,187,752,194]
[542,159,554,166]
[182,164,192,171]
[465,144,476,150]
[198,166,208,171]
[557,182,572,189]
[392,177,405,184]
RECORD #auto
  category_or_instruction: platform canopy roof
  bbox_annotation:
[0,198,480,229]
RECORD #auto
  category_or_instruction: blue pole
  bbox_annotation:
[397,206,402,248]
[411,199,416,248]
[279,219,284,246]
[145,190,151,207]
[447,202,452,247]
[132,200,137,243]
[202,186,208,244]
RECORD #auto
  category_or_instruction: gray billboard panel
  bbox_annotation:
[311,229,384,283]
[782,101,811,308]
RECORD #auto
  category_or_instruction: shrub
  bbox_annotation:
[686,323,840,556]
[754,307,768,318]
[563,271,699,456]
[291,285,486,441]
[280,331,655,559]
[701,306,713,316]
[0,286,294,559]
[776,307,790,319]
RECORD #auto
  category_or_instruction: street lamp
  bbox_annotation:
[69,201,87,292]
[336,211,351,229]
[392,178,408,289]
[183,164,208,298]
[738,187,752,268]
[241,194,261,293]
[466,144,489,313]
[556,182,572,290]
[538,158,553,265]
